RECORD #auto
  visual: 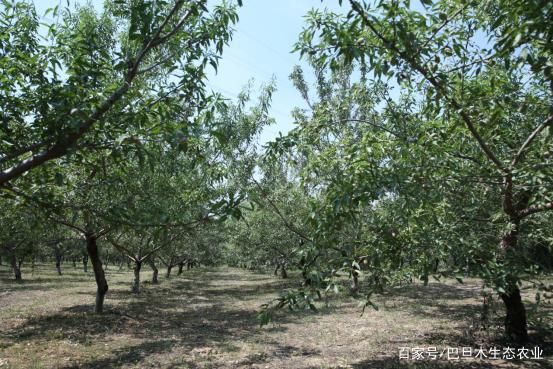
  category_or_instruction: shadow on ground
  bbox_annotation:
[1,266,552,369]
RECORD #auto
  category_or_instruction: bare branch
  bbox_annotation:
[108,237,138,262]
[53,218,86,235]
[518,201,553,218]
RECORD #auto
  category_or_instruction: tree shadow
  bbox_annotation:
[2,266,551,368]
[383,282,482,302]
[59,339,177,369]
[346,356,553,369]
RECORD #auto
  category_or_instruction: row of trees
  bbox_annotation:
[0,0,278,312]
[252,0,553,344]
[227,0,553,345]
[1,0,552,345]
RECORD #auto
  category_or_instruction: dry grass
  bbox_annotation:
[0,263,551,369]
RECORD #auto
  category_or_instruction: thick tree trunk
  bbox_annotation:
[132,260,141,294]
[177,262,184,275]
[149,260,159,284]
[500,287,528,343]
[86,234,108,313]
[497,217,528,343]
[11,254,22,281]
[166,265,172,278]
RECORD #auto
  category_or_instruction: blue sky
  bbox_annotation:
[34,0,345,144]
[204,1,344,143]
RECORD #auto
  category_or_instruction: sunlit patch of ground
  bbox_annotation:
[0,263,551,368]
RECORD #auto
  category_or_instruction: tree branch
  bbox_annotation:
[511,113,553,167]
[348,0,506,172]
[518,201,553,219]
[252,177,312,243]
[0,1,189,186]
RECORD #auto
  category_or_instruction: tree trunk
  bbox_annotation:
[177,262,184,275]
[351,272,359,294]
[86,234,108,313]
[149,260,159,284]
[274,264,279,276]
[280,265,288,279]
[72,258,76,268]
[166,265,172,278]
[55,253,62,276]
[498,220,528,343]
[433,258,439,273]
[501,287,528,343]
[11,254,22,281]
[132,260,142,294]
[82,255,88,273]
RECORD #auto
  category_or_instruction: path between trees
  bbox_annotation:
[0,265,551,368]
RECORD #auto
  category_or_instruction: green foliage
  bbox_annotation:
[0,0,240,185]
[262,0,553,339]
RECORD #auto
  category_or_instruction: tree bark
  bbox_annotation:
[82,255,88,273]
[11,254,22,281]
[55,253,62,276]
[351,272,359,294]
[500,287,528,343]
[280,265,288,279]
[132,260,142,294]
[149,259,159,284]
[166,265,172,278]
[177,261,184,275]
[498,216,528,343]
[86,233,108,313]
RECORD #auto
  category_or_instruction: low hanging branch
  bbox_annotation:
[108,231,184,264]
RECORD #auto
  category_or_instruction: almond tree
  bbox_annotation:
[0,0,239,186]
[288,0,553,342]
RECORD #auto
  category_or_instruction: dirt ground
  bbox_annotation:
[0,263,551,369]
